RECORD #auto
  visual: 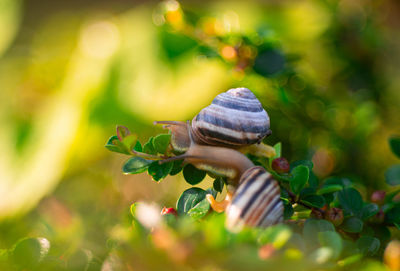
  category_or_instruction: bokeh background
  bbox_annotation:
[1,0,400,266]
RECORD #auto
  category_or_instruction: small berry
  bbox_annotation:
[371,190,386,205]
[325,207,344,226]
[161,207,178,217]
[271,157,290,173]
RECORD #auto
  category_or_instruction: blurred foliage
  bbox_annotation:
[0,0,400,270]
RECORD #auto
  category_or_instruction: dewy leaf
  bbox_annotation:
[143,137,157,155]
[12,237,50,268]
[389,136,400,159]
[123,157,152,174]
[338,188,363,216]
[183,164,207,185]
[318,231,342,259]
[147,161,173,181]
[356,236,380,256]
[361,203,379,220]
[385,165,400,186]
[213,177,224,193]
[153,134,171,154]
[300,195,326,208]
[317,184,343,195]
[105,135,130,155]
[290,165,309,194]
[340,217,363,233]
[177,187,207,215]
[116,125,130,141]
[187,198,210,220]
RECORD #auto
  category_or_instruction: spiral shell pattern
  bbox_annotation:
[191,88,271,148]
[225,166,283,232]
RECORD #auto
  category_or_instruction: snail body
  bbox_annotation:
[159,122,283,231]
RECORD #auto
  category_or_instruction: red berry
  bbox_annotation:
[371,190,386,205]
[325,207,344,226]
[161,207,178,217]
[271,157,290,173]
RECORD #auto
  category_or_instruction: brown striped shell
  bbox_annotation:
[225,166,283,232]
[191,87,271,148]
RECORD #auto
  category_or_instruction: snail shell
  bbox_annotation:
[191,87,271,148]
[225,166,283,232]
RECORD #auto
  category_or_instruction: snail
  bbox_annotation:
[160,121,283,232]
[154,87,275,157]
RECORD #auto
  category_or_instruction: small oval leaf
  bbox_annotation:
[183,164,207,185]
[123,157,152,174]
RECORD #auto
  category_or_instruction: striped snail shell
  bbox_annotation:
[191,87,271,148]
[225,166,283,232]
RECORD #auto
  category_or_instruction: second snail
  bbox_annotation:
[156,87,283,232]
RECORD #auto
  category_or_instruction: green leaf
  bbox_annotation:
[67,248,93,271]
[169,160,184,176]
[143,137,157,155]
[361,203,379,220]
[290,165,309,194]
[338,188,363,216]
[340,217,363,233]
[283,204,294,219]
[385,165,400,186]
[299,187,316,198]
[317,184,343,195]
[273,142,281,159]
[337,254,363,267]
[385,205,400,223]
[187,198,210,220]
[318,231,342,259]
[116,125,130,141]
[389,136,400,158]
[133,140,142,152]
[300,195,326,208]
[356,236,380,256]
[177,187,207,215]
[123,157,152,174]
[105,135,130,155]
[11,237,50,268]
[303,219,335,246]
[183,164,207,185]
[323,177,352,188]
[257,224,292,249]
[308,172,319,188]
[147,161,173,181]
[153,134,171,154]
[291,160,313,171]
[121,134,138,151]
[213,178,224,193]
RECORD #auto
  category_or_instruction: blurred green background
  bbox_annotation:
[0,0,400,267]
